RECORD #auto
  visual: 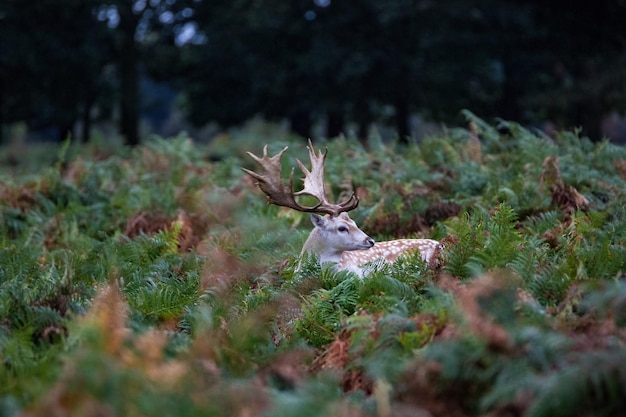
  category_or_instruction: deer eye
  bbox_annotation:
[338,225,349,233]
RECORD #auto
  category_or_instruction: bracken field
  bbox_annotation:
[1,113,626,417]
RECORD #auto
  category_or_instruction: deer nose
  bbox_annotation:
[366,237,375,247]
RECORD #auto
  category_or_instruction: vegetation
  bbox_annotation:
[1,115,626,416]
[2,1,626,143]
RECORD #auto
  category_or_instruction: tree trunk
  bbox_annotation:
[327,110,344,139]
[497,57,522,121]
[0,87,4,145]
[354,98,371,147]
[395,98,410,144]
[80,96,95,143]
[289,110,312,139]
[577,101,602,141]
[117,4,140,146]
[58,121,74,142]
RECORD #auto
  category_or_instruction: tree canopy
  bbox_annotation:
[1,0,625,144]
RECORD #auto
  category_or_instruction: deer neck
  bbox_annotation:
[301,228,344,264]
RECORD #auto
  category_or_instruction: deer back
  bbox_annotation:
[337,238,442,277]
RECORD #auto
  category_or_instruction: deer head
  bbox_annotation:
[302,212,375,263]
[242,140,374,263]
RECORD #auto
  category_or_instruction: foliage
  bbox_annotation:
[1,118,626,416]
[3,1,626,143]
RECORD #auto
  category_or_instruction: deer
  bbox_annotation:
[242,140,442,277]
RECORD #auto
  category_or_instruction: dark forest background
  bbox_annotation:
[2,0,626,145]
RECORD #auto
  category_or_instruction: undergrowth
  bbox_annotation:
[1,115,625,416]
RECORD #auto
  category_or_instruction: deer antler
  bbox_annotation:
[242,139,359,216]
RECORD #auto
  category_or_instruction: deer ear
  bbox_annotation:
[310,213,328,228]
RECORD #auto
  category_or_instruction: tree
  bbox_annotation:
[0,0,182,146]
[515,0,626,138]
[112,1,141,146]
[0,0,112,142]
[98,0,170,146]
[3,0,625,143]
[166,1,308,133]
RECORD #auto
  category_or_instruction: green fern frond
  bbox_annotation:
[453,161,489,196]
[528,348,626,417]
[152,221,182,255]
[443,204,524,277]
[295,276,361,347]
[461,110,501,145]
[522,210,561,235]
[502,119,558,166]
[388,251,431,285]
[423,336,494,386]
[358,274,418,313]
[442,211,482,278]
[583,281,626,326]
[527,264,571,307]
[130,278,199,321]
[286,252,322,282]
[122,253,201,322]
[577,237,626,281]
[508,236,550,282]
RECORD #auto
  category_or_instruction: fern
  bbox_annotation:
[268,376,345,417]
[508,236,549,282]
[130,275,199,321]
[2,119,626,416]
[527,348,626,417]
[453,161,490,197]
[462,109,501,145]
[443,204,524,277]
[577,234,626,281]
[358,274,419,314]
[527,263,571,307]
[123,253,201,322]
[295,274,361,347]
[442,211,482,278]
[583,281,626,326]
[387,250,431,285]
[346,312,419,382]
[422,336,497,412]
[474,204,522,267]
[522,210,561,235]
[500,119,558,166]
[285,251,322,283]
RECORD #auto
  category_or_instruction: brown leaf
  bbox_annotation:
[424,202,462,226]
[466,120,482,163]
[87,284,130,355]
[614,159,626,180]
[438,274,512,351]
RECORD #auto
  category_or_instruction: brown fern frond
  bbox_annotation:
[466,120,482,163]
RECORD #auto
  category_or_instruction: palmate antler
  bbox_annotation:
[242,139,359,217]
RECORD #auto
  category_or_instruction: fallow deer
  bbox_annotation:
[242,140,441,277]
